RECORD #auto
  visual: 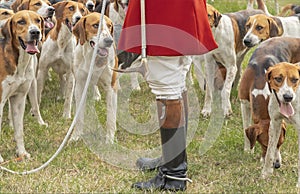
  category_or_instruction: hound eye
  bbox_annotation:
[36,18,41,24]
[17,20,26,25]
[2,11,10,15]
[275,77,282,83]
[256,25,263,31]
[93,24,99,28]
[291,78,299,84]
[34,2,41,6]
[69,6,74,11]
[80,8,85,13]
[245,24,251,30]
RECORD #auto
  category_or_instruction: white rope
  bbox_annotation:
[0,0,107,175]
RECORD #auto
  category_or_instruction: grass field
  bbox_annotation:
[0,0,300,193]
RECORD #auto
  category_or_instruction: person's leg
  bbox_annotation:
[136,90,188,171]
[132,56,192,191]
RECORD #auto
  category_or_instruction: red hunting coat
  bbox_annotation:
[118,0,218,56]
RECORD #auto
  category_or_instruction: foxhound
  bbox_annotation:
[243,13,300,48]
[279,4,300,16]
[0,10,44,162]
[239,37,300,166]
[36,1,89,119]
[0,8,13,27]
[263,62,300,187]
[11,0,55,33]
[71,12,118,143]
[201,4,264,117]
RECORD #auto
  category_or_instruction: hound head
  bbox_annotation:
[243,14,283,48]
[53,1,89,32]
[0,8,14,27]
[206,4,222,28]
[74,0,96,12]
[1,10,45,54]
[73,12,114,57]
[11,0,55,31]
[266,62,300,118]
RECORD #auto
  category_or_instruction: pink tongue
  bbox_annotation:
[45,20,54,29]
[26,42,40,54]
[280,102,294,118]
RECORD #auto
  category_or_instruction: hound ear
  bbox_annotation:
[268,18,281,37]
[1,18,13,43]
[11,0,23,12]
[18,1,30,11]
[245,125,262,149]
[40,16,45,42]
[73,17,86,45]
[265,66,274,92]
[53,1,68,20]
[214,10,222,27]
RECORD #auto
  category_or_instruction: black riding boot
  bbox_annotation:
[132,98,191,191]
[136,91,189,171]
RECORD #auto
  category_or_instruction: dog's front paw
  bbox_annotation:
[16,150,31,160]
[201,108,211,117]
[261,167,273,179]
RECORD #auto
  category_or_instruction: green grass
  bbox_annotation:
[1,0,300,192]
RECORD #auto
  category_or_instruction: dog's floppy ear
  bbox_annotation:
[213,10,222,28]
[11,0,24,12]
[1,17,13,44]
[265,66,275,93]
[73,17,86,45]
[245,124,262,149]
[17,1,30,11]
[53,1,68,20]
[268,17,282,37]
[39,15,46,42]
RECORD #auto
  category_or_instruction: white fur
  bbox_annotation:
[201,14,244,117]
[70,17,118,144]
[262,79,300,187]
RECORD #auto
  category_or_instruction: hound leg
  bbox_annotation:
[63,71,74,119]
[201,55,215,117]
[28,78,48,126]
[70,70,87,141]
[130,73,141,91]
[221,64,237,117]
[104,85,118,144]
[262,117,282,178]
[9,94,30,159]
[240,99,252,152]
[296,119,300,187]
[192,55,206,92]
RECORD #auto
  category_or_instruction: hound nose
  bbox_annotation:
[30,29,40,39]
[283,94,293,102]
[243,38,252,47]
[87,4,94,11]
[104,37,113,47]
[75,16,81,23]
[48,6,55,13]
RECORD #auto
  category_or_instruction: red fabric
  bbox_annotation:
[118,0,218,56]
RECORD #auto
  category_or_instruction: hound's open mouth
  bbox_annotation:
[19,37,40,55]
[280,102,294,118]
[44,16,54,29]
[90,41,108,57]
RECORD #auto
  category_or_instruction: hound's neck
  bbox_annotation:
[16,48,34,75]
